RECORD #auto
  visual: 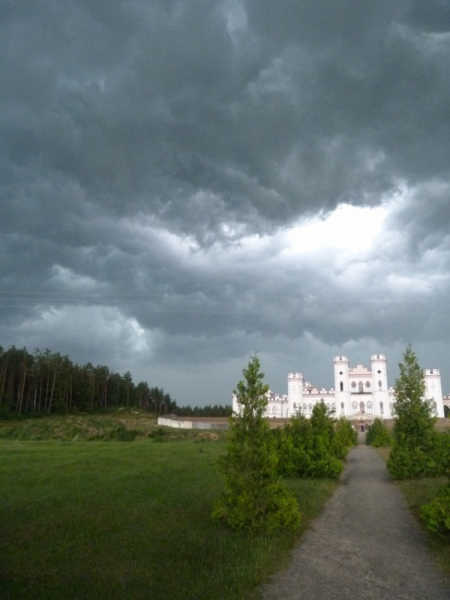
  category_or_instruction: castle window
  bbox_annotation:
[308,403,312,412]
[378,380,382,390]
[352,401,357,411]
[293,402,297,409]
[360,401,365,413]
[365,381,370,389]
[358,382,364,393]
[351,381,356,389]
[303,403,307,413]
[272,406,277,415]
[432,401,437,414]
[340,382,344,392]
[380,401,384,415]
[367,401,372,414]
[341,402,344,413]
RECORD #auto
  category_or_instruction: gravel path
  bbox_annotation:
[260,438,450,600]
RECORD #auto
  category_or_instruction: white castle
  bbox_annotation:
[233,354,450,420]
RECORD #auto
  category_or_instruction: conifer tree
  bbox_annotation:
[387,346,439,479]
[391,345,435,447]
[212,354,301,533]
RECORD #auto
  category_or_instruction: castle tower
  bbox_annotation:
[334,356,350,415]
[287,372,303,417]
[371,354,390,417]
[423,369,444,417]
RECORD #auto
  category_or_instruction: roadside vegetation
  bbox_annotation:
[368,346,450,573]
[385,347,450,540]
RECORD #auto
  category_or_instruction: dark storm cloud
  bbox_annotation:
[2,0,449,242]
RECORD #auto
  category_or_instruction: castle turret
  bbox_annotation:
[423,368,444,417]
[287,372,303,417]
[334,356,350,415]
[371,354,389,417]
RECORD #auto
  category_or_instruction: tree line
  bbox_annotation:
[0,345,230,418]
[176,404,232,417]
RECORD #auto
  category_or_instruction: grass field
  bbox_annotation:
[0,429,338,600]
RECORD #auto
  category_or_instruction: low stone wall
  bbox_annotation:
[157,416,229,430]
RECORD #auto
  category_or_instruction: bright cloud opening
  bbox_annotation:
[286,204,388,256]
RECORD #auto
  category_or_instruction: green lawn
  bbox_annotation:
[0,438,337,600]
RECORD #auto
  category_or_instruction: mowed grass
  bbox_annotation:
[0,438,338,600]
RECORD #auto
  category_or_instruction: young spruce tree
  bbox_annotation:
[387,345,439,479]
[212,354,301,533]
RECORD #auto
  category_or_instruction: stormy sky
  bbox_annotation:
[2,0,450,406]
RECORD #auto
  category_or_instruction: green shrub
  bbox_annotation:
[387,442,443,480]
[435,431,450,473]
[421,481,450,534]
[212,355,301,533]
[273,412,312,478]
[333,417,357,458]
[366,418,392,447]
[388,429,450,480]
[105,424,138,441]
[274,402,345,479]
[149,427,167,442]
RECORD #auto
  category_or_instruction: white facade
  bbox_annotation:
[233,354,448,419]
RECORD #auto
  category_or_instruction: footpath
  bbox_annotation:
[260,436,450,600]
